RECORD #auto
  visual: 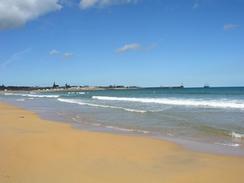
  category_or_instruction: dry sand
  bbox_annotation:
[0,102,244,183]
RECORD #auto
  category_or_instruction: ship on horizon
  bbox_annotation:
[159,85,184,89]
[204,84,210,88]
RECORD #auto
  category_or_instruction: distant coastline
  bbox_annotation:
[0,84,141,92]
[1,84,244,92]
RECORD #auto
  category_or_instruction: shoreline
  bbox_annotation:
[1,102,244,182]
[2,98,244,156]
[39,111,244,157]
[4,99,244,157]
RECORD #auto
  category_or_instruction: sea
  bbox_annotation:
[1,87,244,155]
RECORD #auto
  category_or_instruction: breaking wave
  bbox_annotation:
[92,96,244,109]
[215,143,240,147]
[57,98,146,113]
[4,93,59,98]
[231,131,244,139]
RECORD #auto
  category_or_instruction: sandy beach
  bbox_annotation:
[1,102,244,183]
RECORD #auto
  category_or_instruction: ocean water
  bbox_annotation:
[1,87,244,155]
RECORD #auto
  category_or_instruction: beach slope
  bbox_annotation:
[0,102,244,183]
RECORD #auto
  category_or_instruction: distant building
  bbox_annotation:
[65,83,71,89]
[0,85,5,90]
[52,82,59,89]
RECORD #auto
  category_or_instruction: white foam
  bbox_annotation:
[92,96,244,109]
[105,125,134,132]
[4,93,16,96]
[4,93,59,98]
[104,125,150,134]
[215,143,240,147]
[231,131,244,139]
[57,98,146,113]
[72,117,77,121]
[91,123,102,127]
[16,98,25,102]
[67,92,85,95]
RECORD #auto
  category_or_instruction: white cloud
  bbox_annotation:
[224,24,240,31]
[63,52,73,58]
[0,0,62,30]
[80,0,138,9]
[0,0,139,29]
[116,43,141,53]
[49,49,73,59]
[116,43,157,53]
[49,49,60,55]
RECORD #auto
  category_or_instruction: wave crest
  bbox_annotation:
[92,96,244,109]
[57,98,146,113]
[4,93,59,98]
[231,132,244,139]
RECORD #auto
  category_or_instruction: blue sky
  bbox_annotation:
[0,0,243,87]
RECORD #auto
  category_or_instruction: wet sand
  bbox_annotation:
[0,102,244,183]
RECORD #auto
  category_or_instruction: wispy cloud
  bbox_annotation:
[224,24,240,31]
[193,0,199,9]
[116,43,142,53]
[49,49,60,55]
[116,43,157,53]
[0,0,62,30]
[63,52,73,58]
[49,49,73,59]
[80,0,138,9]
[0,48,31,69]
